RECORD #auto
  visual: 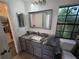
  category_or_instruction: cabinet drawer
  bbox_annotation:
[43,55,53,59]
[26,40,32,47]
[34,47,41,57]
[43,48,54,57]
[26,44,32,49]
[42,45,53,51]
[26,40,31,44]
[26,43,32,47]
[26,47,33,54]
[32,42,41,48]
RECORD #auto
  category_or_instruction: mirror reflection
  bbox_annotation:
[29,9,52,29]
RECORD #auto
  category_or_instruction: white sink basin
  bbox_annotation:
[31,35,43,41]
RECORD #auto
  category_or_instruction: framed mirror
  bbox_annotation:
[29,9,53,30]
[17,13,25,27]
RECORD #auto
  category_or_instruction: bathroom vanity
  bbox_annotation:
[19,31,62,59]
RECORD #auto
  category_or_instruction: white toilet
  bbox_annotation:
[60,38,77,59]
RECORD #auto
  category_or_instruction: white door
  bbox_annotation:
[0,21,12,59]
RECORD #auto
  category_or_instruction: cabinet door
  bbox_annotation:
[26,45,33,54]
[19,37,22,51]
[34,47,41,57]
[43,48,54,57]
[19,38,26,51]
[19,37,24,51]
[42,55,53,59]
[23,39,27,51]
[26,40,33,54]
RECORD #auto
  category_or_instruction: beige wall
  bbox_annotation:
[4,0,26,53]
[23,0,79,35]
[1,0,79,53]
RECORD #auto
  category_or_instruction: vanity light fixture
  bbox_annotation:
[32,0,46,5]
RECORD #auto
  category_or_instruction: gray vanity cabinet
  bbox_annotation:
[19,36,61,59]
[19,38,54,59]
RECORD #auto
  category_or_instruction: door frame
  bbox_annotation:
[0,1,17,54]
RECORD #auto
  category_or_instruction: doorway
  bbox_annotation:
[0,2,17,58]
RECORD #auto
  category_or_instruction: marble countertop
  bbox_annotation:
[20,33,50,43]
[20,33,61,47]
